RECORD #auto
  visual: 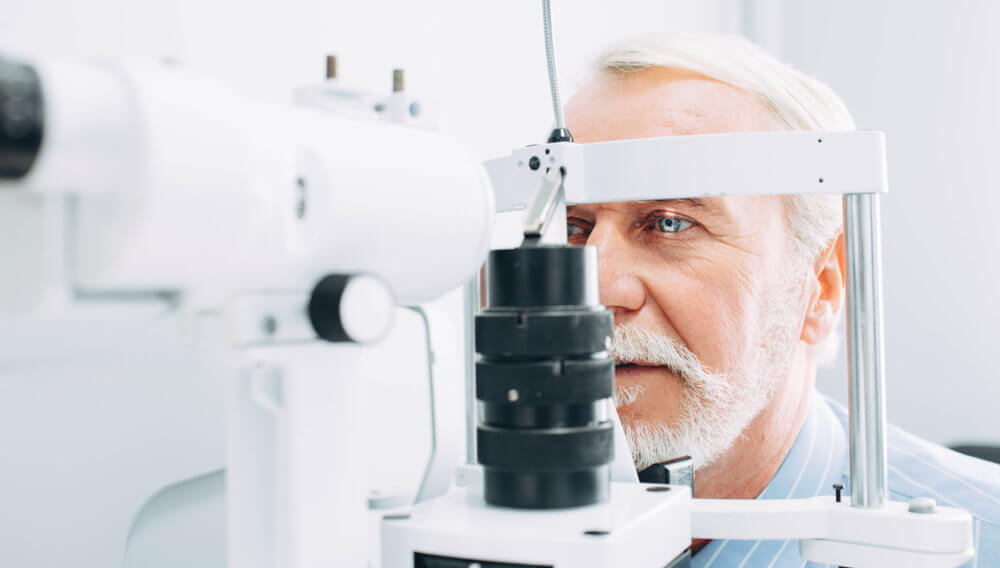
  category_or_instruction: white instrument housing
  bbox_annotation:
[2,58,495,307]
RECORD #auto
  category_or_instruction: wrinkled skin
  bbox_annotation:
[563,67,845,502]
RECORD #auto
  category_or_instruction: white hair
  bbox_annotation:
[596,32,850,364]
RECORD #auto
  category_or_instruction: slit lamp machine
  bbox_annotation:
[0,2,976,567]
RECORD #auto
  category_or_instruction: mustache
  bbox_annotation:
[609,325,702,384]
[609,324,733,405]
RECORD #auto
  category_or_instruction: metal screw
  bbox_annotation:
[325,55,337,79]
[819,177,825,183]
[528,156,540,170]
[295,177,307,219]
[833,483,844,503]
[374,103,386,113]
[261,315,278,336]
[507,389,519,402]
[409,101,421,118]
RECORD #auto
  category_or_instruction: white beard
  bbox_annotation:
[610,275,802,472]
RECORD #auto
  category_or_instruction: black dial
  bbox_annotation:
[0,58,44,180]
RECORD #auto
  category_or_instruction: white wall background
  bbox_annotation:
[0,1,728,566]
[751,0,1000,447]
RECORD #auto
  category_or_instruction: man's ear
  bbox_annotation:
[801,231,845,345]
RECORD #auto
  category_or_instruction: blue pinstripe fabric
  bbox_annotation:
[692,392,1000,567]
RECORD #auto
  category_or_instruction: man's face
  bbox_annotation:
[564,68,809,470]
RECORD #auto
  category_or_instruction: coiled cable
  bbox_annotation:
[542,0,565,130]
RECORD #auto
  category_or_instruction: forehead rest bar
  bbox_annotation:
[485,130,887,213]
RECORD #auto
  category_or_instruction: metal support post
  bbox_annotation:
[463,274,480,465]
[843,193,889,508]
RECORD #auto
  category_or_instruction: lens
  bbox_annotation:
[475,245,614,509]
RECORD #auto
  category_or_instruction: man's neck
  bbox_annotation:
[693,350,815,500]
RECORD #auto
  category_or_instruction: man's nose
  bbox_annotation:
[586,222,645,317]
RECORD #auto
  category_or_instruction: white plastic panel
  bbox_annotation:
[691,496,972,554]
[383,483,691,568]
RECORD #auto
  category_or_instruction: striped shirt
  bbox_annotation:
[693,391,1000,567]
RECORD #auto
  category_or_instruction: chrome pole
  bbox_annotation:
[463,274,480,465]
[843,193,889,508]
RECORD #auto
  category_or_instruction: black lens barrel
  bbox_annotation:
[476,245,614,509]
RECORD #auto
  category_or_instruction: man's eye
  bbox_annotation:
[567,223,589,238]
[654,216,694,233]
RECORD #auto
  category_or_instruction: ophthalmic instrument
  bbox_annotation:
[0,1,975,567]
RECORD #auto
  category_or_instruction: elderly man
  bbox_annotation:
[562,34,1000,567]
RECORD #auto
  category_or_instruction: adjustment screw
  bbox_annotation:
[325,55,337,79]
[528,156,540,170]
[832,483,844,503]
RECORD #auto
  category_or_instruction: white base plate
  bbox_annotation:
[381,482,691,567]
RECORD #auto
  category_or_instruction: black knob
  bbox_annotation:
[0,58,44,180]
[308,273,394,344]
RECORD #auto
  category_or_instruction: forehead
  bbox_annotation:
[564,67,776,143]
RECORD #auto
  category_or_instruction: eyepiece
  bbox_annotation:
[0,58,44,180]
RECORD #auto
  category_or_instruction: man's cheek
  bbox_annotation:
[664,296,746,371]
[684,281,762,370]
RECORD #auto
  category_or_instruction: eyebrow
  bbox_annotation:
[567,197,731,223]
[635,198,709,209]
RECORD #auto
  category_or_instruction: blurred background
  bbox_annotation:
[753,1,1000,450]
[0,0,998,566]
